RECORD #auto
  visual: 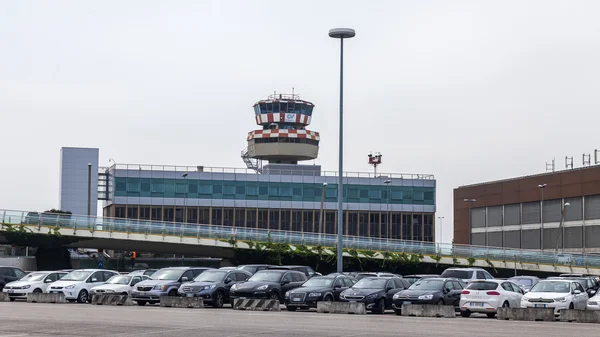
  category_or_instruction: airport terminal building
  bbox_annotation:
[454,165,600,253]
[60,94,436,241]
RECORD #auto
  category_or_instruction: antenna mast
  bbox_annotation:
[368,152,383,177]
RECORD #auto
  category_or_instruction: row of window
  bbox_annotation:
[254,102,314,116]
[107,205,434,241]
[253,138,319,146]
[114,178,435,205]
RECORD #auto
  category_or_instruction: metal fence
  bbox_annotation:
[2,209,599,269]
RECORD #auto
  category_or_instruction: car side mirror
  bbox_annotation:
[225,278,233,284]
[181,277,189,282]
[91,278,98,282]
[386,287,393,292]
[44,279,53,283]
[573,290,581,295]
[281,280,290,286]
[443,288,449,294]
[334,285,342,289]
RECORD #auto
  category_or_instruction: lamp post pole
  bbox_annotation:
[384,180,391,248]
[437,216,444,252]
[329,28,355,273]
[464,199,476,244]
[318,183,327,243]
[538,184,547,249]
[555,202,570,253]
[87,163,92,217]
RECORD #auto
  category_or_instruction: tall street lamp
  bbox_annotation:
[463,199,476,244]
[318,183,328,243]
[437,216,445,244]
[182,172,189,223]
[329,27,355,273]
[538,184,547,249]
[384,180,391,247]
[555,202,570,253]
[87,163,92,217]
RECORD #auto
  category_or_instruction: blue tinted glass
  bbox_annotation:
[304,187,315,198]
[292,187,302,196]
[413,191,424,201]
[269,186,279,196]
[279,187,292,196]
[280,102,288,112]
[325,188,337,198]
[116,181,126,192]
[247,186,258,195]
[272,102,279,112]
[369,190,380,199]
[151,183,164,193]
[213,184,222,194]
[307,106,313,116]
[236,186,245,195]
[199,185,212,194]
[188,184,198,193]
[259,186,268,196]
[224,185,235,195]
[391,191,403,200]
[175,184,187,193]
[127,182,140,192]
[259,103,267,114]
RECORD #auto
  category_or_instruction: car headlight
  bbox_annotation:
[364,294,377,300]
[308,292,322,297]
[201,285,216,291]
[554,297,567,302]
[339,293,346,299]
[285,292,290,298]
[22,285,31,289]
[256,285,268,291]
[65,284,76,289]
[418,295,434,300]
[105,290,115,293]
[153,285,167,291]
[393,293,400,299]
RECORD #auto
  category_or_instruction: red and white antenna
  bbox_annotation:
[368,152,383,177]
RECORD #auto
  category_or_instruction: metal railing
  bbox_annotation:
[1,209,598,269]
[108,164,435,180]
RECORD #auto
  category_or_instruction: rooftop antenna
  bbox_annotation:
[595,149,599,165]
[545,158,555,172]
[368,152,383,177]
[565,156,574,169]
[583,153,591,167]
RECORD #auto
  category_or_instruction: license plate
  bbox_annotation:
[534,304,547,308]
[239,297,247,300]
[7,290,14,294]
[292,298,302,302]
[186,294,194,297]
[139,292,146,295]
[471,302,484,307]
[403,301,412,305]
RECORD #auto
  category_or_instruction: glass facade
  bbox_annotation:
[106,204,434,241]
[113,177,435,205]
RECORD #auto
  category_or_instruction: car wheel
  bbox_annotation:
[287,306,297,311]
[168,289,178,297]
[213,291,224,308]
[569,303,574,310]
[437,299,444,305]
[323,295,333,302]
[486,312,496,318]
[502,301,509,308]
[394,309,402,316]
[269,292,279,302]
[9,297,15,302]
[77,290,88,304]
[121,292,128,296]
[33,289,43,294]
[372,298,385,314]
[137,301,147,306]
[460,310,471,318]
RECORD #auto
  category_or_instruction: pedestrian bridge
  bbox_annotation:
[1,209,599,274]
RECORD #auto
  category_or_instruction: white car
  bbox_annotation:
[587,293,600,310]
[91,275,149,295]
[47,269,119,303]
[520,279,588,314]
[2,271,68,301]
[459,280,524,317]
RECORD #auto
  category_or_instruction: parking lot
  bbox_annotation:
[2,302,600,337]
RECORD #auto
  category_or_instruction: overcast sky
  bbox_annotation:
[2,0,600,243]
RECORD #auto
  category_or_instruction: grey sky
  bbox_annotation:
[2,0,600,244]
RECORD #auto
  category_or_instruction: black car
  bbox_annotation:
[178,269,251,307]
[268,265,316,279]
[284,275,356,311]
[402,274,440,285]
[229,269,307,303]
[236,264,273,275]
[0,266,27,291]
[355,272,397,281]
[392,277,464,315]
[339,276,410,314]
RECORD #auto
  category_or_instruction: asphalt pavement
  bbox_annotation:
[1,302,599,337]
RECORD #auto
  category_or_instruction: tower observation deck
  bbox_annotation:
[244,93,320,167]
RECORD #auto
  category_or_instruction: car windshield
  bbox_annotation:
[106,276,131,285]
[194,270,227,282]
[302,277,334,288]
[61,271,92,281]
[151,269,184,281]
[530,281,570,293]
[238,266,258,274]
[511,278,533,287]
[353,278,388,289]
[409,279,444,291]
[440,270,471,279]
[248,271,282,282]
[466,282,498,290]
[20,272,47,282]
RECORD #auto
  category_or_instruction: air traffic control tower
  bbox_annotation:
[242,93,320,175]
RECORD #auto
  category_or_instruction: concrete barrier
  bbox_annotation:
[91,294,133,306]
[559,309,600,323]
[159,296,204,308]
[401,304,455,318]
[0,293,10,302]
[27,293,67,304]
[316,301,367,315]
[497,308,555,321]
[232,298,280,311]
